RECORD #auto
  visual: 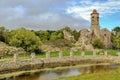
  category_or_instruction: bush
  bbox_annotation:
[92,39,104,49]
[9,28,41,52]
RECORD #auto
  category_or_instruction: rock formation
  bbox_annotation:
[76,28,94,50]
[76,9,112,50]
[63,30,74,41]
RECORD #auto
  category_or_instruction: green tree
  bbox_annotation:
[57,32,63,39]
[113,32,120,49]
[50,32,58,40]
[50,31,63,41]
[92,39,104,49]
[9,28,41,52]
[112,26,120,49]
[0,27,9,43]
[72,30,80,41]
[35,30,50,41]
[112,26,120,33]
[61,26,73,34]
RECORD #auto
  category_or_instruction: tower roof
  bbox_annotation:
[91,9,99,15]
[93,9,97,13]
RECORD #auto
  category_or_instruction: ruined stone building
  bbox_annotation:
[90,9,101,40]
[76,9,112,50]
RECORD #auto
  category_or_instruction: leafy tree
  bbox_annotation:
[50,31,63,41]
[92,39,104,49]
[9,28,41,52]
[50,32,58,40]
[72,30,80,41]
[35,30,50,41]
[112,26,120,49]
[113,32,120,49]
[61,26,73,34]
[0,27,9,43]
[112,26,120,33]
[57,32,63,38]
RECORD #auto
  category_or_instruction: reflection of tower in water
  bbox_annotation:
[79,67,91,74]
[55,69,70,75]
[90,65,109,73]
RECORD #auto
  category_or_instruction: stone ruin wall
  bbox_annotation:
[76,9,112,50]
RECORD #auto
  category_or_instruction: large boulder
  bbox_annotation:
[63,30,74,41]
[40,44,53,52]
[0,42,25,59]
[85,44,94,50]
[76,29,94,50]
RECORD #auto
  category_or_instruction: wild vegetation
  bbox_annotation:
[0,26,119,58]
[112,26,120,49]
[0,26,120,79]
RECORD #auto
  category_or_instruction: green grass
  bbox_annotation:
[3,54,13,59]
[85,51,93,55]
[63,50,70,56]
[74,51,81,56]
[50,52,59,57]
[57,68,120,80]
[107,49,118,56]
[36,52,46,58]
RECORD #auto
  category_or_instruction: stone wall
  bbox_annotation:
[101,29,112,48]
[0,56,115,74]
[0,50,120,74]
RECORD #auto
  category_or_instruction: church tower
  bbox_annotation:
[90,9,101,39]
[76,9,112,49]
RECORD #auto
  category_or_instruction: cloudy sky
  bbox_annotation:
[0,0,120,30]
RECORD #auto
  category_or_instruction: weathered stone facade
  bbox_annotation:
[76,9,112,49]
[100,28,112,48]
[90,9,101,40]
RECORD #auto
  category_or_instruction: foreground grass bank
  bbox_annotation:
[58,68,120,80]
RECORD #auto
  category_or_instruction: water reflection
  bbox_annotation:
[1,64,120,80]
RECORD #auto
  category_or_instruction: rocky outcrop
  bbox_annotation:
[76,29,94,50]
[41,44,53,52]
[85,44,94,50]
[63,30,74,41]
[0,42,25,59]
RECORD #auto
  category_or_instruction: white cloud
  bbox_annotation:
[66,0,120,21]
[0,0,90,30]
[1,0,119,30]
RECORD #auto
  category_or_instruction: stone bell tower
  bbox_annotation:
[76,9,112,49]
[90,9,101,39]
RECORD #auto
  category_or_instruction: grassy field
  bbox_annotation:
[37,49,118,58]
[57,68,120,80]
